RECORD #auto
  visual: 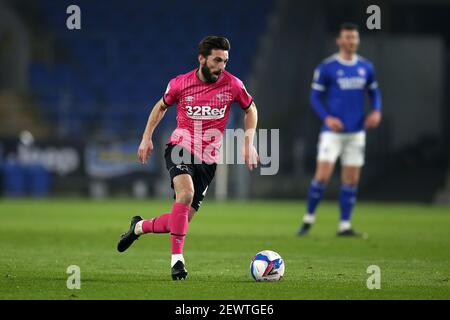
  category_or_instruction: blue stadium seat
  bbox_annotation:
[3,162,27,197]
[24,164,52,197]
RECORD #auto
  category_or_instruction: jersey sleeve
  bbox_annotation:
[366,63,382,111]
[366,63,379,91]
[162,77,180,106]
[310,64,329,120]
[311,63,328,92]
[233,77,253,110]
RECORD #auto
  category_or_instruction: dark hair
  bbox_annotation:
[198,36,230,57]
[338,22,359,35]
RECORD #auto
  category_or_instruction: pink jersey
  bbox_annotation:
[163,69,253,164]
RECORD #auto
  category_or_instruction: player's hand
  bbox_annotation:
[325,116,344,132]
[243,144,260,171]
[137,138,153,164]
[364,110,381,129]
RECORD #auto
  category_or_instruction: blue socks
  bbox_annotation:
[304,181,358,230]
[306,180,326,216]
[339,184,358,223]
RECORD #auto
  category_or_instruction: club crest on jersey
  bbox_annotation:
[185,96,194,102]
[337,69,344,77]
[216,92,232,102]
[358,68,366,76]
[185,105,227,120]
[176,164,189,172]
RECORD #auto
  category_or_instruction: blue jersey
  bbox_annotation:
[310,54,382,133]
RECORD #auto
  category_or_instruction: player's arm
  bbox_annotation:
[243,101,260,170]
[137,98,169,164]
[311,66,344,132]
[365,65,382,129]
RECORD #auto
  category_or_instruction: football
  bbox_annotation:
[250,250,285,281]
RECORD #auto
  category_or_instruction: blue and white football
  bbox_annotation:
[250,250,285,281]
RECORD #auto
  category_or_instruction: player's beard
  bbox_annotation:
[345,43,358,54]
[201,63,221,83]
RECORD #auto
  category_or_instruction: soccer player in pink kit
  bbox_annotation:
[117,36,259,280]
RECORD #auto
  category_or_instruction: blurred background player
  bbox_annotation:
[298,23,382,237]
[116,36,259,279]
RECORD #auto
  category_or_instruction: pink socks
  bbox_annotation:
[137,202,190,255]
[169,202,190,254]
[142,213,171,233]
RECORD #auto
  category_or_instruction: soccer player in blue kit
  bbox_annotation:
[298,23,382,236]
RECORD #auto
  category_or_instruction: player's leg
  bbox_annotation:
[116,174,192,254]
[336,165,361,235]
[170,159,216,279]
[297,161,334,235]
[337,132,365,236]
[170,173,194,279]
[122,202,196,242]
[117,198,189,254]
[298,132,341,235]
[136,212,171,234]
[309,160,335,215]
[117,143,193,257]
[131,185,198,237]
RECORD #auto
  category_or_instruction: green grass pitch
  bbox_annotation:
[0,199,449,299]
